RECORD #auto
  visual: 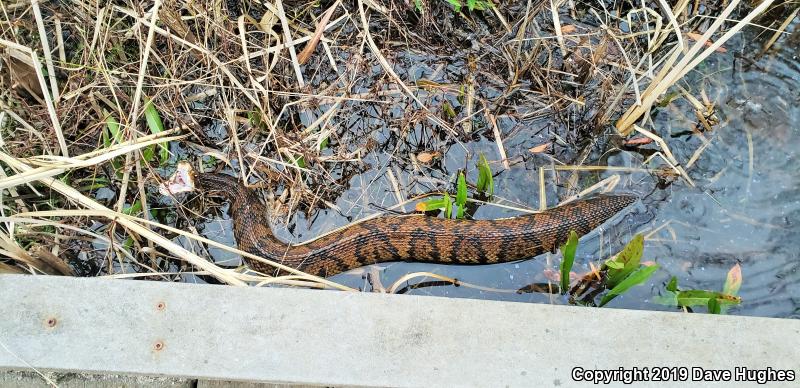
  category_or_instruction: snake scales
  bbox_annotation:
[162,164,635,277]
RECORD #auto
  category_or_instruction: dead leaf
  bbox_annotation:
[560,25,577,34]
[723,263,742,295]
[3,56,43,99]
[624,137,654,146]
[686,32,728,53]
[528,143,550,154]
[416,151,440,164]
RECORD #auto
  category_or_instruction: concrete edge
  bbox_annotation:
[1,275,798,387]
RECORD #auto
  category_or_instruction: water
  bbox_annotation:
[191,15,799,318]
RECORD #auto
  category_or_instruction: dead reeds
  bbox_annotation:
[0,1,789,293]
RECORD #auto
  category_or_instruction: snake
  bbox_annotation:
[160,162,636,277]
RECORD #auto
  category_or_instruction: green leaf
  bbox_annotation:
[144,99,169,165]
[656,91,681,108]
[319,137,329,150]
[444,192,453,219]
[476,153,494,196]
[456,203,465,219]
[675,290,741,308]
[654,291,678,306]
[144,100,165,133]
[666,276,678,292]
[142,145,155,163]
[456,171,467,207]
[103,112,123,147]
[475,1,493,10]
[201,155,218,171]
[102,125,110,148]
[605,234,644,287]
[655,288,742,309]
[559,230,579,293]
[414,0,424,13]
[467,0,476,10]
[295,156,306,168]
[416,197,447,212]
[442,101,456,119]
[446,0,461,12]
[103,112,123,174]
[599,264,659,307]
[123,200,143,216]
[605,260,624,269]
[248,111,263,129]
[707,297,721,314]
[123,236,134,251]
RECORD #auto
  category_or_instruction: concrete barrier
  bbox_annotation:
[0,275,797,387]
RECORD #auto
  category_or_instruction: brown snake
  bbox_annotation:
[161,163,635,277]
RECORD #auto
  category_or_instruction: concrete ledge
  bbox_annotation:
[1,275,798,387]
[0,370,319,387]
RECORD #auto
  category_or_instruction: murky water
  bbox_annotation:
[635,23,800,318]
[187,17,799,318]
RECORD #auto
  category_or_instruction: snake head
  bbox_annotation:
[158,162,197,196]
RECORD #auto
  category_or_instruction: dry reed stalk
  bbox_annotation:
[0,39,68,157]
[0,152,246,285]
[18,208,356,292]
[31,0,59,102]
[276,0,305,87]
[758,7,799,56]
[297,0,341,64]
[0,132,184,190]
[356,0,425,108]
[616,0,775,135]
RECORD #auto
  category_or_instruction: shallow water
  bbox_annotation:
[189,17,799,318]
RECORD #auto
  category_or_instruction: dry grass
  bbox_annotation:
[0,0,790,292]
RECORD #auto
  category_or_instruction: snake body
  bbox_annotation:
[195,173,635,277]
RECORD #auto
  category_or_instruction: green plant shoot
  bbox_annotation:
[417,197,448,213]
[656,276,742,313]
[604,234,644,287]
[456,171,467,219]
[599,264,659,307]
[559,230,579,293]
[143,99,169,165]
[103,112,123,174]
[446,0,461,12]
[443,192,453,219]
[476,153,494,196]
